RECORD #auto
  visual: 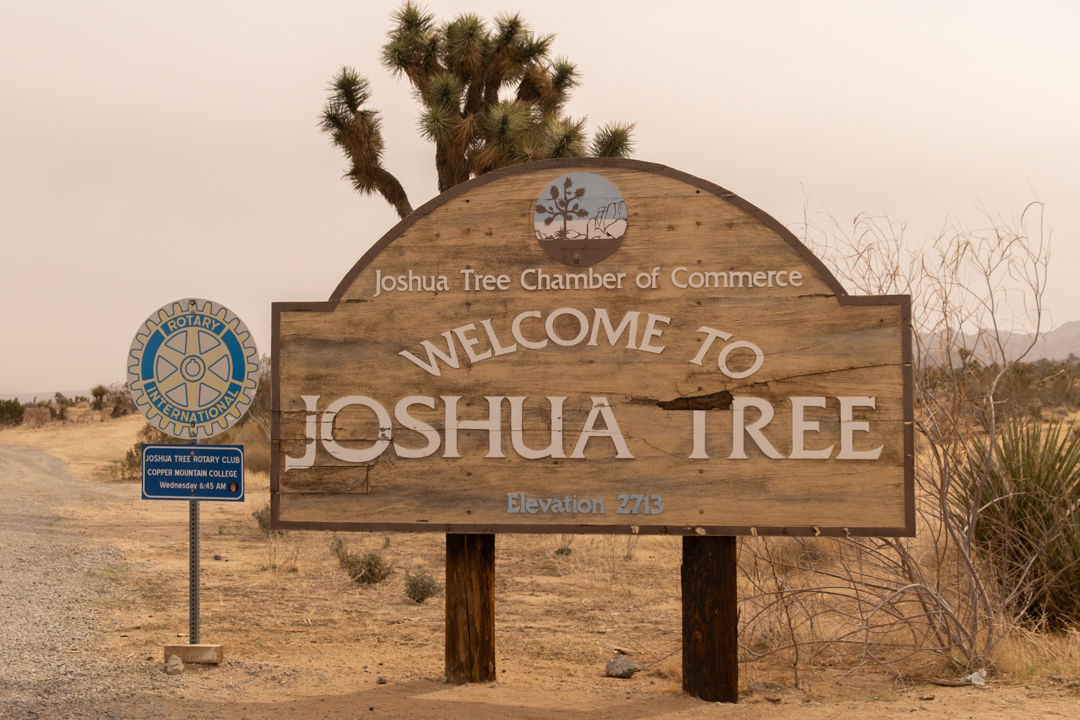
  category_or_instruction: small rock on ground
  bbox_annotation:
[605,654,637,679]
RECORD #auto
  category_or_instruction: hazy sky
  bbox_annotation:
[1,0,1077,396]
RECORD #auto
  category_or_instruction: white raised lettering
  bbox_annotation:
[690,409,708,459]
[570,397,634,459]
[512,310,548,349]
[479,319,517,356]
[443,396,505,458]
[588,309,639,349]
[717,340,764,379]
[321,396,392,463]
[393,396,440,458]
[398,331,460,376]
[508,396,566,459]
[790,397,834,459]
[690,326,733,366]
[451,323,491,363]
[730,397,783,459]
[285,395,319,471]
[545,307,589,346]
[837,396,883,459]
[639,314,671,354]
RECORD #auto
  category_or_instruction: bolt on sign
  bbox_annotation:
[272,159,913,536]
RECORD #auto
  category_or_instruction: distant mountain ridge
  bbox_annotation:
[0,389,93,402]
[921,320,1080,364]
[1040,320,1080,360]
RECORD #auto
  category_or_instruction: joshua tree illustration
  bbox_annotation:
[536,177,589,240]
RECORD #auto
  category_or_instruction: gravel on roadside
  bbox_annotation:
[0,444,164,719]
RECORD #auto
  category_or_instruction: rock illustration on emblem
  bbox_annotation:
[534,172,627,266]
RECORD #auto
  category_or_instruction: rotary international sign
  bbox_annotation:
[272,159,912,536]
[128,298,260,439]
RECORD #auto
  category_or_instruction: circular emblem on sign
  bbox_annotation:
[127,298,260,439]
[533,172,627,266]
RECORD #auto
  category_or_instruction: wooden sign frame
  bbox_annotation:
[271,159,913,538]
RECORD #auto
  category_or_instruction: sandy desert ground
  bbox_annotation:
[1,414,1078,719]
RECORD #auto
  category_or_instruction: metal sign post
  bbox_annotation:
[189,502,200,643]
[189,437,200,645]
[127,297,260,665]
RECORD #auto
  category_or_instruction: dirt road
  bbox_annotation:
[0,443,147,717]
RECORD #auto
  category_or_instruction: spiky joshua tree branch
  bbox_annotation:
[321,2,635,220]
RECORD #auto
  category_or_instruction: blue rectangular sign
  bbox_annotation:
[142,444,245,501]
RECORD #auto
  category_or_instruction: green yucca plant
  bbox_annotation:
[956,420,1080,629]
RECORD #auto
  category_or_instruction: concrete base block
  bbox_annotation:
[163,644,223,664]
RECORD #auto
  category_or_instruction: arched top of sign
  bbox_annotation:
[328,158,850,302]
[128,298,260,439]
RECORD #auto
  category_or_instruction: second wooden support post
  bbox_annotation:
[445,533,496,684]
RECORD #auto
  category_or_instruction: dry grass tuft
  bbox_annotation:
[646,655,681,681]
[994,628,1080,682]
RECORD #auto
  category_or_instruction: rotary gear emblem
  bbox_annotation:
[127,298,260,439]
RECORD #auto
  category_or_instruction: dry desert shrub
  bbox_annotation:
[260,534,301,574]
[330,535,394,585]
[22,407,51,428]
[0,398,24,426]
[737,200,1079,675]
[738,534,965,678]
[102,382,135,417]
[251,502,286,538]
[110,423,185,481]
[67,405,95,423]
[404,569,440,603]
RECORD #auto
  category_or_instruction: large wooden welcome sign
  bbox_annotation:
[271,159,912,536]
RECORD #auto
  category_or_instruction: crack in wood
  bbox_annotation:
[753,362,899,387]
[632,390,734,411]
[627,362,898,413]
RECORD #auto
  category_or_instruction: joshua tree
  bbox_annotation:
[320,2,635,220]
[90,384,108,411]
[536,176,588,240]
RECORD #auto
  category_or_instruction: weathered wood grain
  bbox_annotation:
[444,533,495,684]
[682,536,738,702]
[273,159,912,535]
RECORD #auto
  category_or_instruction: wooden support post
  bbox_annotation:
[444,533,495,684]
[682,535,739,703]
